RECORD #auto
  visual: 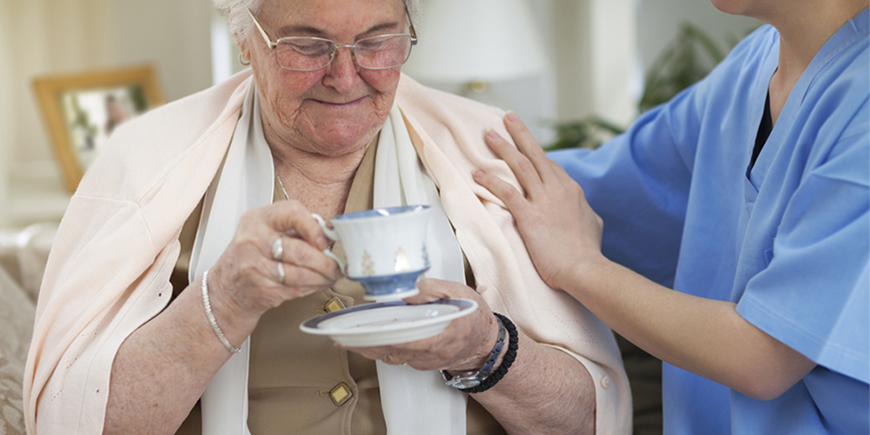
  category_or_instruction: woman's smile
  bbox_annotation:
[311,95,367,107]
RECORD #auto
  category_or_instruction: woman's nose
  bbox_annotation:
[322,46,362,92]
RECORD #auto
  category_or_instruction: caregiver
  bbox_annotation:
[476,1,869,434]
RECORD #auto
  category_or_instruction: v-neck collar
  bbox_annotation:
[746,8,869,189]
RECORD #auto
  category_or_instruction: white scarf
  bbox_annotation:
[189,82,467,434]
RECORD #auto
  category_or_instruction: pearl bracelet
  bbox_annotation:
[201,269,241,354]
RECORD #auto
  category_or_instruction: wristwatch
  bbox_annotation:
[441,314,507,389]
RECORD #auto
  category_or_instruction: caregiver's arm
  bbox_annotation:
[346,279,596,435]
[104,201,341,435]
[473,113,816,401]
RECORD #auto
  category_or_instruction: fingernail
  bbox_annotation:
[505,110,519,123]
[485,128,500,139]
[472,169,484,179]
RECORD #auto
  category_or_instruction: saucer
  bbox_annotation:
[300,298,478,347]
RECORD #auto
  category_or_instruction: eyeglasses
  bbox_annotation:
[245,6,417,72]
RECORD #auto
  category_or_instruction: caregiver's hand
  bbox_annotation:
[472,112,605,291]
[343,278,500,373]
[207,200,344,329]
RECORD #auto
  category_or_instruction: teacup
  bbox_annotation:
[312,205,431,301]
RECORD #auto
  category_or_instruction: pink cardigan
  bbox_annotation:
[24,71,631,434]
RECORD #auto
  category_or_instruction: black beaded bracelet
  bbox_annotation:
[464,312,518,394]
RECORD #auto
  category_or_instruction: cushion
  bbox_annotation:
[0,265,35,435]
[0,224,56,304]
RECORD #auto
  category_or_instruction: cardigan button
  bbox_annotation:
[328,382,353,406]
[324,296,347,313]
[600,376,611,389]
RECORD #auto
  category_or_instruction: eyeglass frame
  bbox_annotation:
[244,5,418,72]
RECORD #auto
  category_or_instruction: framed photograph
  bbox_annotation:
[33,65,164,192]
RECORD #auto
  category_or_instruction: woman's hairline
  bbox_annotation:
[213,0,421,44]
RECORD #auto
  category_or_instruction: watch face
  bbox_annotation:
[446,376,481,389]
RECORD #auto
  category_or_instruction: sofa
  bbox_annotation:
[0,224,56,435]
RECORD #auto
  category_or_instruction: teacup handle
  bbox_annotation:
[311,213,346,274]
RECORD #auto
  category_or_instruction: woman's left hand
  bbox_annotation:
[342,279,499,372]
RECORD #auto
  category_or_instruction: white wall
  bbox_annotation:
[0,0,12,228]
[549,0,638,126]
[105,1,214,102]
[637,0,761,74]
[404,0,638,144]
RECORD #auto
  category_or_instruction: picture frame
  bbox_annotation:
[33,65,164,192]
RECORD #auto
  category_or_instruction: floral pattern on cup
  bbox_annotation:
[362,251,375,276]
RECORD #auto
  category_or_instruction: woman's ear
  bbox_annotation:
[236,36,251,65]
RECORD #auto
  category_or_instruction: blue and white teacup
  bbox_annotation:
[312,205,431,301]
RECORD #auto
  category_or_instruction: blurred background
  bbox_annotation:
[0,0,758,230]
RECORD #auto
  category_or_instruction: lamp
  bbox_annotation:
[403,0,547,106]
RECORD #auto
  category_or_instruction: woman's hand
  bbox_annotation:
[206,200,344,328]
[343,279,499,372]
[472,112,606,291]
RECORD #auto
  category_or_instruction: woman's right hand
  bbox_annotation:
[204,200,344,328]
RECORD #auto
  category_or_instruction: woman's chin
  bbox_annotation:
[304,129,377,156]
[301,119,381,154]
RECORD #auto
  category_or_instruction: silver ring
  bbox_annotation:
[277,261,286,284]
[271,237,284,261]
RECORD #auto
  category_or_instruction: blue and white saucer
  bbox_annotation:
[300,298,478,347]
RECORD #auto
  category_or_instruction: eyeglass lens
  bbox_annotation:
[275,35,413,71]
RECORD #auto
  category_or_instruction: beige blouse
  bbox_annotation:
[172,139,504,435]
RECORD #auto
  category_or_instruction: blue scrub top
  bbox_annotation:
[551,9,869,435]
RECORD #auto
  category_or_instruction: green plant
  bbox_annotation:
[546,115,626,151]
[638,22,726,112]
[547,21,751,150]
[66,94,97,138]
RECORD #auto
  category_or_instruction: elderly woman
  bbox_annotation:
[23,1,630,434]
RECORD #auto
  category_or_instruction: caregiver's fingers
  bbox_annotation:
[502,111,557,182]
[483,128,545,199]
[473,168,533,218]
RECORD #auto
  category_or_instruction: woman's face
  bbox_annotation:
[243,0,406,157]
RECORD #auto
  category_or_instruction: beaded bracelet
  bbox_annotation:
[464,312,518,394]
[201,269,241,354]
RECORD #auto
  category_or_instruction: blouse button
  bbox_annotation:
[328,382,353,406]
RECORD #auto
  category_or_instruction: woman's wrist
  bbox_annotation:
[447,311,502,373]
[197,267,260,345]
[443,313,518,394]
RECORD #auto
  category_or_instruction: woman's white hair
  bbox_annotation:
[213,0,421,43]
